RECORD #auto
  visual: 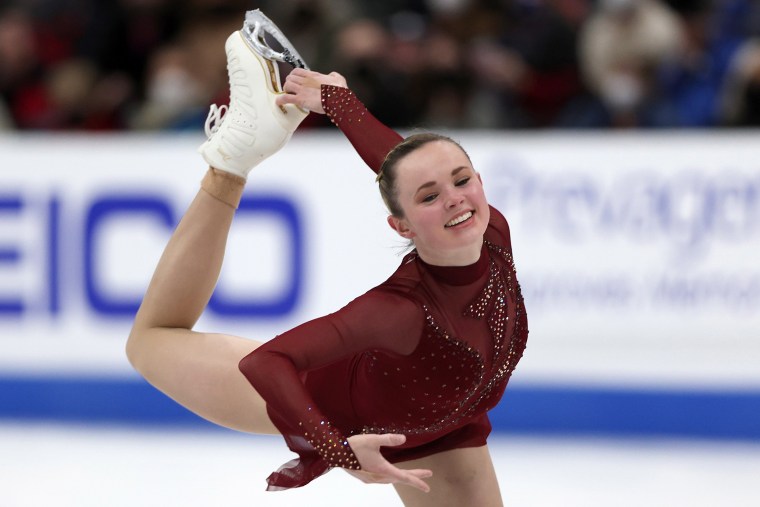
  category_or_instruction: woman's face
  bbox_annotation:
[388,140,490,266]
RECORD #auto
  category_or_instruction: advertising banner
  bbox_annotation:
[1,132,758,437]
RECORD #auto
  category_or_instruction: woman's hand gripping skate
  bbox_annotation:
[276,69,348,114]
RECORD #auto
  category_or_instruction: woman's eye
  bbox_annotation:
[455,177,470,186]
[422,193,438,203]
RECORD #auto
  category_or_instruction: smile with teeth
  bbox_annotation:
[445,211,473,228]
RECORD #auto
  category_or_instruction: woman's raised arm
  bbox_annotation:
[277,69,404,174]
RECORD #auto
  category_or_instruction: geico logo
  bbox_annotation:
[485,163,760,262]
[0,192,303,319]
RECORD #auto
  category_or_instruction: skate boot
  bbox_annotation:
[199,10,309,179]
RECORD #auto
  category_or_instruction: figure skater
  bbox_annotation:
[126,12,527,507]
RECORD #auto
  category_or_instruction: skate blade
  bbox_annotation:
[240,9,310,71]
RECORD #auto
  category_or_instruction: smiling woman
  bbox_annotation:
[381,136,491,267]
[252,71,528,505]
[126,13,528,507]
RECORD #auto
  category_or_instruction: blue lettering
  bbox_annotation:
[81,192,303,319]
[85,196,175,316]
[208,194,303,317]
[657,171,713,255]
[48,196,60,315]
[486,159,760,262]
[711,173,758,241]
[522,273,633,308]
[606,171,664,241]
[653,273,760,310]
[548,174,598,240]
[0,196,24,314]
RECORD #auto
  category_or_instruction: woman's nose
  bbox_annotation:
[444,189,465,208]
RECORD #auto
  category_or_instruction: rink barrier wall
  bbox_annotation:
[1,376,758,440]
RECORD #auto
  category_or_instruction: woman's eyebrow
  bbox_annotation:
[414,166,469,195]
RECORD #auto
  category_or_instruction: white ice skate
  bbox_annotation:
[199,9,309,178]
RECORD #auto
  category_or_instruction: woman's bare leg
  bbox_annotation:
[127,174,278,434]
[126,28,306,435]
[393,446,503,507]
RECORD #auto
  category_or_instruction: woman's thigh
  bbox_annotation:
[392,445,503,507]
[130,330,279,435]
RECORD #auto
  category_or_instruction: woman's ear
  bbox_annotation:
[387,215,415,239]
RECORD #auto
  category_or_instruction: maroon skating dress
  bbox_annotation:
[238,85,529,491]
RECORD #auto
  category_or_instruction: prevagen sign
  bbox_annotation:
[483,157,760,310]
[486,157,760,264]
[471,133,760,388]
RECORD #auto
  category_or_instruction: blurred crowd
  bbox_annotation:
[3,0,760,131]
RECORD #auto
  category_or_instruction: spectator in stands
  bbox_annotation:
[719,38,760,125]
[577,0,684,127]
[4,0,760,130]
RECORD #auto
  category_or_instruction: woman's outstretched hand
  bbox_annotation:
[344,433,432,492]
[276,69,348,114]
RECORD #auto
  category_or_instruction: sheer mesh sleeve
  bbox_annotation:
[238,289,423,489]
[321,85,403,174]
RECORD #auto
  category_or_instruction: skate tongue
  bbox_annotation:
[241,9,310,70]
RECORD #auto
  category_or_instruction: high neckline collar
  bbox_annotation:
[416,242,489,286]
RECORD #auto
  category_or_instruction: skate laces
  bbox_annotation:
[204,104,228,138]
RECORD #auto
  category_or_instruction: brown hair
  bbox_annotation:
[377,133,470,217]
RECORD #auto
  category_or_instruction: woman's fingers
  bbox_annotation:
[346,433,432,492]
[288,67,313,79]
[276,84,322,112]
[381,463,432,492]
[286,68,348,88]
[277,68,348,112]
[275,93,298,106]
[327,71,348,87]
[378,433,406,447]
[407,468,434,480]
[283,73,307,87]
[372,435,432,492]
[345,469,393,484]
[286,69,321,86]
[281,79,301,94]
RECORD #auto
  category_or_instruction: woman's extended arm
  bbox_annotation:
[238,289,431,491]
[126,171,431,491]
[277,69,403,173]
